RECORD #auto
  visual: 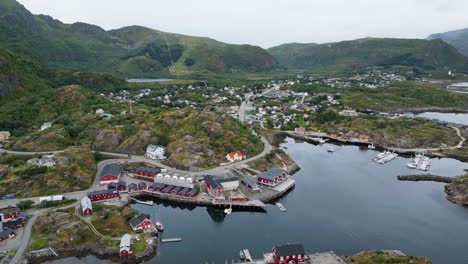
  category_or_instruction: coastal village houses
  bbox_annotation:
[80,196,93,216]
[294,127,306,135]
[129,213,152,231]
[119,234,132,257]
[226,151,245,162]
[145,145,166,160]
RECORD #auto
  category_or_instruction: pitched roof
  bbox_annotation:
[87,189,119,197]
[274,244,306,256]
[0,219,22,229]
[0,228,14,238]
[0,206,19,215]
[129,213,151,229]
[204,175,221,189]
[100,163,121,177]
[258,168,286,180]
[241,176,257,187]
[120,234,131,249]
[135,166,161,174]
[81,196,92,210]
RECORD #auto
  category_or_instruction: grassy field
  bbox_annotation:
[0,147,96,198]
[90,204,136,237]
[348,250,431,264]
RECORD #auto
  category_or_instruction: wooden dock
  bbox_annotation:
[161,238,182,243]
[275,202,286,212]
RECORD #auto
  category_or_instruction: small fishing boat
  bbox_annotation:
[239,250,246,261]
[156,221,164,232]
[368,144,376,150]
[224,204,232,215]
[327,148,334,153]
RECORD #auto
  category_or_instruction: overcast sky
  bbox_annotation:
[17,0,468,48]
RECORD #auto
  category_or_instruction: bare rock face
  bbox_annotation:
[0,73,18,97]
[118,131,159,154]
[92,129,122,152]
[444,176,468,205]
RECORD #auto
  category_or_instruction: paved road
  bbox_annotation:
[238,100,247,122]
[9,213,39,264]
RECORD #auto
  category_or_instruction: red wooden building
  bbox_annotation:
[0,228,14,242]
[129,213,152,231]
[99,163,121,185]
[257,168,287,187]
[270,244,309,264]
[81,196,93,216]
[119,234,132,257]
[128,183,137,192]
[138,182,147,191]
[204,175,224,197]
[0,219,23,231]
[87,189,120,202]
[0,206,20,222]
[130,166,161,181]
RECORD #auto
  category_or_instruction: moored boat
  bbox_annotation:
[156,221,164,232]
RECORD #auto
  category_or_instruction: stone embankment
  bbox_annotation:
[398,174,468,206]
[397,174,454,183]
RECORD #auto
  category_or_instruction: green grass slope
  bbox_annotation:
[268,38,468,74]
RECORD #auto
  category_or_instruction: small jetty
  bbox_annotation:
[373,150,398,164]
[406,154,431,171]
[275,202,286,212]
[397,174,454,183]
[130,197,154,205]
[161,238,182,243]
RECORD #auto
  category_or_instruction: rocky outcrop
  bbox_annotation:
[0,73,18,97]
[92,129,122,152]
[444,176,468,205]
[347,250,432,264]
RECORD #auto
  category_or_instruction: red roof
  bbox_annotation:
[227,151,244,159]
[100,175,118,181]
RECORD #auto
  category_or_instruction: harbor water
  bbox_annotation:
[46,138,468,264]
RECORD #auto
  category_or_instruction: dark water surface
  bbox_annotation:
[47,138,468,264]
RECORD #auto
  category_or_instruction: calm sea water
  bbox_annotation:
[46,138,468,264]
[416,112,468,126]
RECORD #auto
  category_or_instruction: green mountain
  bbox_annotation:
[268,38,468,74]
[428,27,468,56]
[0,47,124,97]
[0,0,277,77]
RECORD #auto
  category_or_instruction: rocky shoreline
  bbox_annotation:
[25,240,157,264]
[398,174,468,206]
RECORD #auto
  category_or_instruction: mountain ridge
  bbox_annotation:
[268,37,468,74]
[427,27,468,56]
[0,0,278,77]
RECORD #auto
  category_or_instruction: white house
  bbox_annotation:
[338,109,358,117]
[146,145,166,160]
[95,109,105,115]
[40,122,53,131]
[27,155,56,167]
[226,151,245,162]
[0,131,10,141]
